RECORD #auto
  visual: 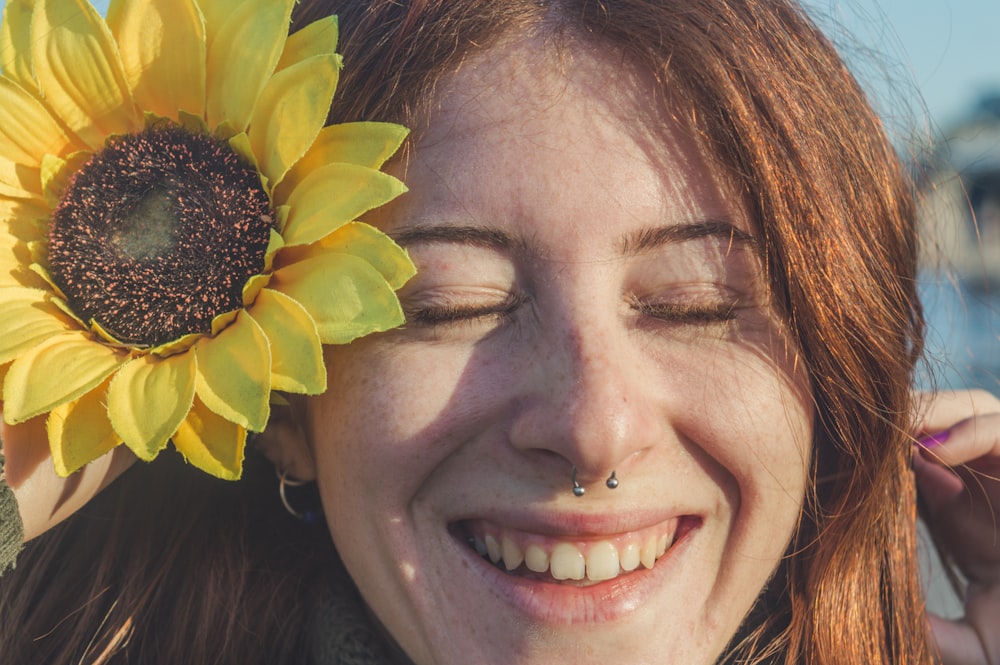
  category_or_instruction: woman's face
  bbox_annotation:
[300,37,813,665]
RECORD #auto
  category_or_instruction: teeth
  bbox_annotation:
[470,522,679,582]
[550,543,586,580]
[656,533,669,558]
[585,541,620,581]
[524,544,548,573]
[485,534,502,564]
[501,536,524,571]
[620,541,641,572]
[640,535,657,569]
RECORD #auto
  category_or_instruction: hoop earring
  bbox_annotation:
[277,468,319,524]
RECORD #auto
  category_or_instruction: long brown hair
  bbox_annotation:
[1,1,929,663]
[296,1,930,660]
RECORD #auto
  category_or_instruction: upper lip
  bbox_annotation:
[447,505,697,539]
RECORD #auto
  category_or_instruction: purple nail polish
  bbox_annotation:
[917,430,951,448]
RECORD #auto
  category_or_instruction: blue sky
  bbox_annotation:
[805,0,1000,132]
[2,0,998,134]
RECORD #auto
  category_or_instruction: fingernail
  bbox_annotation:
[917,430,951,449]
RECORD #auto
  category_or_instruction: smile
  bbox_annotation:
[459,517,689,585]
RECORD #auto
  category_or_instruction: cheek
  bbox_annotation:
[304,338,497,511]
[670,338,812,515]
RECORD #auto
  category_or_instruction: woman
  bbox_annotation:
[1,0,998,663]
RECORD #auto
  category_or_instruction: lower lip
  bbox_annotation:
[456,523,696,625]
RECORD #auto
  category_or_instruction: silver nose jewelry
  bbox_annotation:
[571,466,619,497]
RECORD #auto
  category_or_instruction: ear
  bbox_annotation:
[255,397,317,482]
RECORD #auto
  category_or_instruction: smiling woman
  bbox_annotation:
[292,43,813,660]
[1,0,999,664]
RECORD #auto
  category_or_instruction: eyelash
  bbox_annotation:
[406,293,527,327]
[632,299,739,325]
[407,295,737,330]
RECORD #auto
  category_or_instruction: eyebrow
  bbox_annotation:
[390,225,523,253]
[389,219,755,256]
[620,219,756,256]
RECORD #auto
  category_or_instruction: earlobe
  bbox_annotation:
[255,399,317,482]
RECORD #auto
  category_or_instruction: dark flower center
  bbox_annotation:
[48,125,273,347]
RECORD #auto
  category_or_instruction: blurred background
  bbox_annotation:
[2,0,998,622]
[805,0,1000,397]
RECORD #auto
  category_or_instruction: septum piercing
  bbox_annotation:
[571,466,619,497]
[572,466,585,496]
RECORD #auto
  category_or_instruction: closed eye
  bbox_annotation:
[631,298,739,325]
[405,291,528,328]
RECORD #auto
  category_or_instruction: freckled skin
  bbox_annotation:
[48,125,272,346]
[290,37,813,665]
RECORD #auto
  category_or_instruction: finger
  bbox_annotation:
[928,614,990,665]
[913,447,966,508]
[917,413,1000,470]
[915,390,1000,437]
[14,445,135,541]
[1,414,50,488]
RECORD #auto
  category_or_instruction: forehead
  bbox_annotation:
[378,33,749,250]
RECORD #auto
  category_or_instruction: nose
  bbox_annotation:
[507,305,663,491]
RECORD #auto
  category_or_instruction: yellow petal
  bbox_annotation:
[3,331,124,423]
[248,288,325,395]
[262,226,284,271]
[197,0,242,51]
[271,252,405,345]
[249,53,341,189]
[0,229,26,286]
[273,122,409,204]
[0,0,36,90]
[47,378,120,476]
[195,312,270,431]
[0,77,77,166]
[0,180,40,201]
[241,272,270,307]
[0,77,79,196]
[226,130,254,161]
[107,0,207,120]
[209,308,239,336]
[0,218,49,290]
[148,331,202,357]
[31,0,138,149]
[281,163,407,247]
[172,396,245,480]
[281,221,415,291]
[276,14,338,72]
[0,287,75,364]
[26,259,70,303]
[108,351,197,462]
[41,151,91,208]
[205,0,295,133]
[0,160,40,200]
[0,196,49,236]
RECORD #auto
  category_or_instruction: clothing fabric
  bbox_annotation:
[309,565,397,664]
[0,454,25,575]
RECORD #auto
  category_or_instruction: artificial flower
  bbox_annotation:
[0,0,414,479]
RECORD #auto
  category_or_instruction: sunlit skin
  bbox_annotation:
[286,34,814,664]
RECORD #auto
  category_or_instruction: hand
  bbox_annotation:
[1,411,134,542]
[913,390,1000,665]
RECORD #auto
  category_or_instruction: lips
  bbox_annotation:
[458,516,691,585]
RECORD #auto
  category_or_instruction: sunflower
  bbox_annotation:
[0,0,415,480]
